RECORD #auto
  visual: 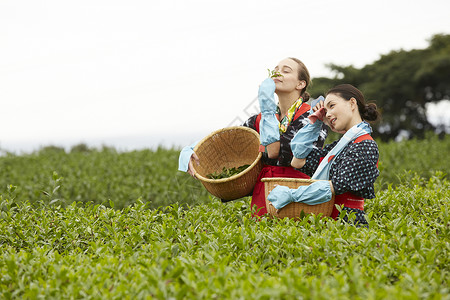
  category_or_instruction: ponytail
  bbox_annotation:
[289,57,311,101]
[301,91,310,102]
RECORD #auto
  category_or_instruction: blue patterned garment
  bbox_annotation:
[341,207,369,228]
[300,139,379,199]
[299,138,378,227]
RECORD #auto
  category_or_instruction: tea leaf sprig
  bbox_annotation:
[267,69,282,78]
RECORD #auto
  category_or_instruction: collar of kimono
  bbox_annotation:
[277,97,303,133]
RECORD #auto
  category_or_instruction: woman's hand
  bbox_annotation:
[312,99,345,134]
[258,78,277,114]
[312,99,324,112]
[187,152,200,177]
[311,99,343,133]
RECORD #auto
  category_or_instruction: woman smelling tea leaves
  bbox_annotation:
[179,58,327,216]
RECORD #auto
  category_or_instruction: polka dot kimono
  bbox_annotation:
[300,138,380,226]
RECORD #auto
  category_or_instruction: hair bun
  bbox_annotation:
[362,103,380,122]
[326,84,382,122]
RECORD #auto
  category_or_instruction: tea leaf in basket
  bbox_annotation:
[207,164,250,179]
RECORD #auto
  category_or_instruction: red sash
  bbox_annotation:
[252,165,309,216]
[331,192,365,219]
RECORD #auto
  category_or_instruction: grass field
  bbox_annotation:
[0,134,449,298]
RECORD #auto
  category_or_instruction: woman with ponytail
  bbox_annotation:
[179,57,327,217]
[241,57,328,216]
[267,84,380,226]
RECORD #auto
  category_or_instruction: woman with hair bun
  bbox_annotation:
[267,84,380,226]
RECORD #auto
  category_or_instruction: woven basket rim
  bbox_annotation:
[263,178,336,218]
[193,126,262,183]
[261,177,327,184]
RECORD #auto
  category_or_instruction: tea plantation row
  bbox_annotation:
[0,174,448,299]
[0,134,449,209]
[0,134,449,298]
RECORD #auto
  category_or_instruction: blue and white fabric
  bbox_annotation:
[312,121,372,180]
[290,120,323,159]
[258,78,280,146]
[178,141,199,172]
[267,180,332,209]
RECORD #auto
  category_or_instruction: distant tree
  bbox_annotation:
[38,145,66,154]
[70,143,92,153]
[308,34,450,141]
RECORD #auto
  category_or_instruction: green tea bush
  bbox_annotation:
[376,133,450,189]
[1,134,449,209]
[0,173,448,299]
[0,133,449,298]
[0,147,210,209]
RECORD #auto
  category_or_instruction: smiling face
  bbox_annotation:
[273,58,306,94]
[324,93,360,132]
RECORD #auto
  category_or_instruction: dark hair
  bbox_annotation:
[326,84,380,122]
[288,57,311,102]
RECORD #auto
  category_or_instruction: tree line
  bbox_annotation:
[309,34,450,141]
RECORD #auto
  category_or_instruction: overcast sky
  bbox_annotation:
[1,0,449,152]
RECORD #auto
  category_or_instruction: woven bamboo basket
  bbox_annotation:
[192,126,263,201]
[262,177,335,219]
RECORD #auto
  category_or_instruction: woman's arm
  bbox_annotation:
[243,114,280,159]
[242,114,258,130]
[267,180,333,209]
[258,78,281,159]
[298,141,338,177]
[290,121,323,167]
[289,98,328,168]
[266,142,280,159]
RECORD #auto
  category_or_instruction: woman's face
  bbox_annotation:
[273,58,305,94]
[324,93,356,132]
